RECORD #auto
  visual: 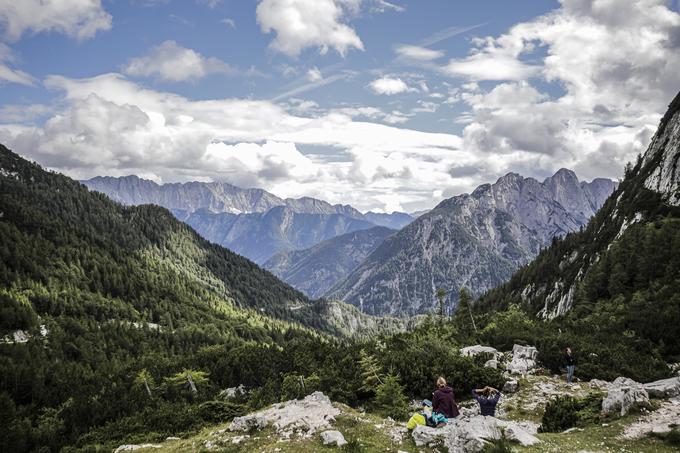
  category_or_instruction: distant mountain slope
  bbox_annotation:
[174,207,378,264]
[328,169,617,317]
[83,176,414,262]
[476,90,680,321]
[363,212,414,230]
[264,226,395,298]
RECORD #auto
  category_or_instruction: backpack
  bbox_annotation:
[427,411,448,427]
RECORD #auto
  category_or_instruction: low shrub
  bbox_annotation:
[539,395,602,433]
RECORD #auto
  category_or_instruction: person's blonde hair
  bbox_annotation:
[436,377,447,388]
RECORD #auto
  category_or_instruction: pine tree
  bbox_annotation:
[359,349,384,393]
[435,288,447,319]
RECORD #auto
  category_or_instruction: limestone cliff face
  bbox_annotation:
[643,92,680,206]
[327,169,617,317]
[476,90,680,320]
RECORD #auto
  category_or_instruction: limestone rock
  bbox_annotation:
[229,415,267,432]
[412,424,446,447]
[484,359,498,369]
[643,377,680,399]
[612,376,641,388]
[320,430,347,447]
[602,386,649,416]
[502,380,519,393]
[411,415,539,452]
[588,379,611,390]
[229,392,340,436]
[460,345,502,359]
[114,444,162,452]
[220,384,247,399]
[502,422,541,446]
[507,345,538,375]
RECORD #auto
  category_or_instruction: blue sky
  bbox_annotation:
[0,0,679,212]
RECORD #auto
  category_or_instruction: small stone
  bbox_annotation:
[320,430,347,447]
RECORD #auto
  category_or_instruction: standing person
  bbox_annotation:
[565,347,576,384]
[472,386,501,416]
[432,377,460,419]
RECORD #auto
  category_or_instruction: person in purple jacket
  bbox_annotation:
[432,377,460,419]
[472,386,501,416]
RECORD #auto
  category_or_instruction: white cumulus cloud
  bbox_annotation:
[256,0,364,57]
[123,41,234,82]
[368,76,414,95]
[0,0,112,41]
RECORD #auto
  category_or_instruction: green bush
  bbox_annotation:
[197,401,245,423]
[539,395,602,433]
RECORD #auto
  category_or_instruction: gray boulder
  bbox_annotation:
[502,423,541,446]
[229,392,340,436]
[588,379,611,390]
[643,377,680,399]
[602,386,649,416]
[460,345,502,359]
[502,380,519,393]
[411,415,540,451]
[613,376,641,387]
[484,359,498,369]
[114,445,162,452]
[506,344,538,375]
[320,430,347,447]
[229,415,267,432]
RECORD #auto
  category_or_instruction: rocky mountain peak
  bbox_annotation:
[328,167,617,317]
[642,90,680,206]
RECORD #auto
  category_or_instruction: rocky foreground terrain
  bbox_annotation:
[113,346,680,453]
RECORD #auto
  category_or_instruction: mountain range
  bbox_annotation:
[83,175,414,264]
[327,169,617,316]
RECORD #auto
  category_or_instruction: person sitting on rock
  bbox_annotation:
[432,377,460,419]
[407,399,432,430]
[472,386,501,416]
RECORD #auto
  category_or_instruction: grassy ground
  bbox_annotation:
[117,375,678,453]
[145,404,435,453]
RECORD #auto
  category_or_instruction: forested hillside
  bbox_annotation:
[0,144,404,451]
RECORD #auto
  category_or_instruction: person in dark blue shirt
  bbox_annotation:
[472,386,501,416]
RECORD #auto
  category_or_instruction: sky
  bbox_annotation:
[0,0,679,213]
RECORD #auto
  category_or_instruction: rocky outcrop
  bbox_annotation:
[642,376,680,399]
[506,345,538,375]
[328,169,615,316]
[643,91,680,206]
[460,345,503,359]
[411,415,540,451]
[113,444,162,452]
[602,384,650,416]
[229,392,340,439]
